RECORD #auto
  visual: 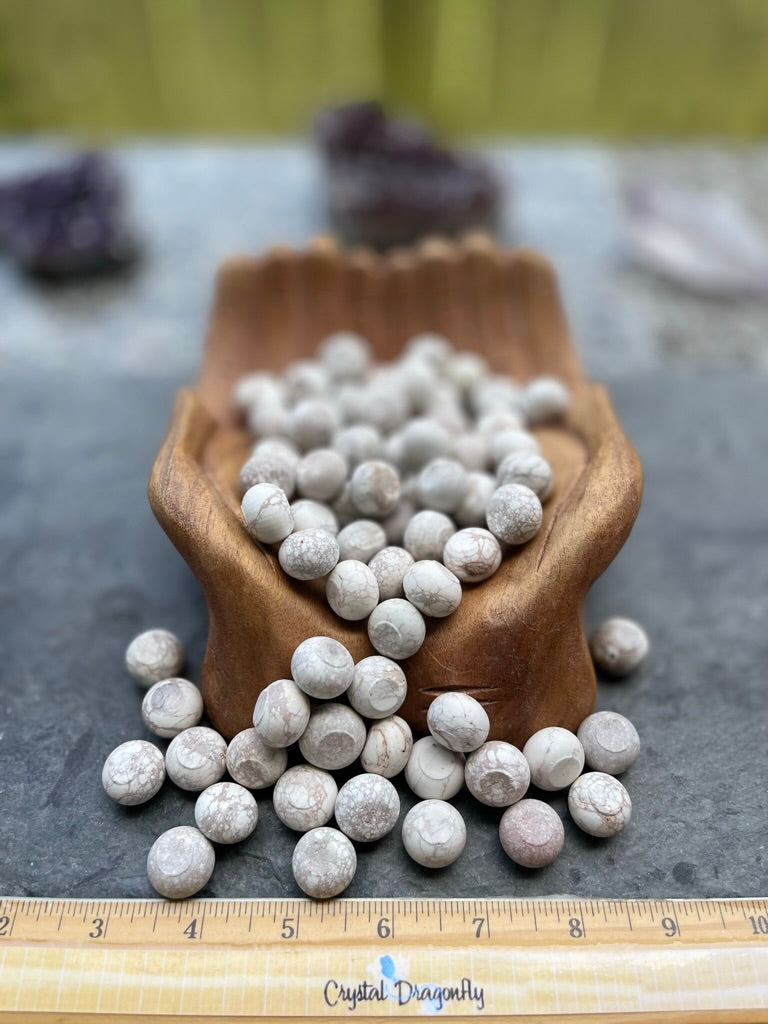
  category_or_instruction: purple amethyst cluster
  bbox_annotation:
[314,102,502,249]
[0,152,137,276]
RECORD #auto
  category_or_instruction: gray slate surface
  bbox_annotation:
[0,142,766,900]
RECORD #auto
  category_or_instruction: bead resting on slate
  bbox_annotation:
[590,617,650,677]
[464,741,530,808]
[523,727,585,791]
[360,715,413,778]
[147,826,216,899]
[226,728,288,790]
[194,782,259,844]
[427,692,490,752]
[292,826,357,898]
[141,677,203,738]
[290,635,355,699]
[568,772,632,837]
[125,629,184,688]
[165,727,227,792]
[405,737,465,800]
[334,774,401,842]
[499,799,564,868]
[401,799,467,868]
[252,679,310,748]
[577,711,641,775]
[102,739,166,806]
[273,764,338,832]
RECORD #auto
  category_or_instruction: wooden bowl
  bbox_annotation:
[148,235,642,745]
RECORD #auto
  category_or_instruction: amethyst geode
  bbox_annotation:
[0,152,137,276]
[314,102,502,248]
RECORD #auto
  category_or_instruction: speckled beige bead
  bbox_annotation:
[194,782,259,844]
[141,677,204,738]
[402,799,467,868]
[403,510,455,561]
[442,527,502,583]
[404,737,465,800]
[273,764,337,832]
[589,617,650,677]
[577,711,641,775]
[125,629,184,688]
[289,499,339,535]
[368,546,414,600]
[326,560,379,620]
[298,703,367,770]
[147,826,215,899]
[295,448,348,502]
[348,656,407,719]
[290,636,354,699]
[336,519,387,562]
[465,741,530,807]
[496,451,553,501]
[278,528,339,580]
[239,448,297,498]
[165,727,227,792]
[486,484,543,545]
[226,728,288,790]
[453,471,496,528]
[499,799,564,868]
[334,774,400,842]
[360,715,413,778]
[523,727,585,792]
[367,598,426,660]
[286,398,340,451]
[349,460,401,517]
[427,692,490,752]
[252,679,310,748]
[292,826,357,898]
[102,739,165,806]
[403,560,463,618]
[241,482,294,544]
[568,772,632,837]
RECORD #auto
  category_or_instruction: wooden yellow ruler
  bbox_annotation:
[1,896,767,1022]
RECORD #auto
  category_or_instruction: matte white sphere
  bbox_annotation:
[404,333,453,367]
[226,728,288,789]
[326,560,379,620]
[486,484,543,545]
[368,545,414,600]
[336,519,387,562]
[402,799,467,868]
[194,782,259,844]
[141,677,204,738]
[496,451,553,501]
[403,510,455,561]
[278,528,339,580]
[295,448,348,502]
[453,471,496,528]
[298,703,367,770]
[290,635,355,699]
[165,727,227,792]
[427,692,490,752]
[273,765,337,832]
[289,499,339,535]
[400,417,452,471]
[489,429,541,467]
[465,741,530,807]
[147,826,215,899]
[241,483,294,543]
[333,424,382,467]
[589,617,650,677]
[348,656,407,719]
[102,739,165,806]
[523,727,585,791]
[442,527,502,583]
[282,358,329,401]
[452,432,489,472]
[286,398,340,451]
[334,774,400,842]
[360,715,413,778]
[318,330,372,380]
[417,458,468,513]
[252,679,310,748]
[239,448,297,498]
[367,598,426,660]
[577,711,641,775]
[292,826,357,898]
[522,376,570,425]
[404,737,465,800]
[125,628,184,688]
[403,560,463,618]
[568,772,632,837]
[350,460,401,517]
[499,799,564,868]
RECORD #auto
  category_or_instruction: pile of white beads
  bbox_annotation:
[236,331,569,659]
[105,610,647,898]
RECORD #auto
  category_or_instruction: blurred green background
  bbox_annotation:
[1,0,768,137]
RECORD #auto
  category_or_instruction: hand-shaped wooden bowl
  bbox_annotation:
[149,235,642,746]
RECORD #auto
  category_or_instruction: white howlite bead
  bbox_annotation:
[381,429,405,469]
[470,376,522,415]
[348,656,407,719]
[523,727,585,792]
[454,471,496,528]
[381,499,416,546]
[499,799,564,868]
[337,519,387,562]
[368,599,426,660]
[226,728,288,789]
[273,765,337,832]
[295,448,348,502]
[298,703,367,771]
[318,330,372,380]
[405,737,465,800]
[147,826,215,899]
[332,424,382,467]
[426,396,468,435]
[165,727,227,792]
[403,560,462,618]
[290,636,355,699]
[239,448,297,498]
[368,546,415,600]
[417,458,468,513]
[350,460,401,518]
[251,437,300,462]
[403,510,456,561]
[326,560,380,620]
[292,826,357,898]
[234,371,282,411]
[241,483,294,543]
[278,528,339,580]
[355,383,410,435]
[589,617,650,677]
[397,357,436,413]
[289,499,339,535]
[404,332,453,367]
[286,398,340,451]
[568,772,632,837]
[247,395,290,440]
[489,429,541,466]
[442,351,488,392]
[442,527,502,583]
[427,692,490,752]
[402,799,467,868]
[282,359,329,401]
[452,432,489,472]
[141,677,204,738]
[252,679,310,748]
[361,715,413,778]
[102,739,165,806]
[486,484,543,545]
[331,483,358,529]
[125,628,184,688]
[400,417,452,471]
[334,774,400,842]
[577,711,640,775]
[194,782,259,844]
[477,410,525,436]
[496,451,553,501]
[465,741,530,807]
[522,376,571,425]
